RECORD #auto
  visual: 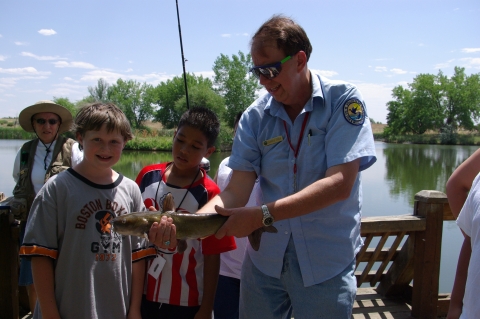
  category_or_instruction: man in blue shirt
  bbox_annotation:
[155,14,377,319]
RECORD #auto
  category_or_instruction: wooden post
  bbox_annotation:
[0,206,20,319]
[411,190,447,319]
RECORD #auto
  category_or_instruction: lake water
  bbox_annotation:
[1,139,478,293]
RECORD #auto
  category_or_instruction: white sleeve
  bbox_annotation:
[70,142,83,168]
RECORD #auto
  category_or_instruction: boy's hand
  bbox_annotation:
[148,216,178,250]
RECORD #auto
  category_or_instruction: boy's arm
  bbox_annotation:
[195,254,220,319]
[32,256,61,319]
[128,259,146,319]
[447,236,471,319]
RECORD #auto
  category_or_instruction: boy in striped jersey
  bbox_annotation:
[136,107,236,319]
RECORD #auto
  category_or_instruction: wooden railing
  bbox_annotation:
[354,190,453,318]
[0,190,454,318]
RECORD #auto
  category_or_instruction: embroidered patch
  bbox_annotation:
[343,98,365,126]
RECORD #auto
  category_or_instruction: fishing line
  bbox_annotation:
[175,0,190,110]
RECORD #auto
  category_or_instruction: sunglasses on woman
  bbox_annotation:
[249,55,292,80]
[35,118,59,125]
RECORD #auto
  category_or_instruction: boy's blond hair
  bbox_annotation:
[73,103,134,145]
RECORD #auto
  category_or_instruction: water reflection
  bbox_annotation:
[383,143,477,205]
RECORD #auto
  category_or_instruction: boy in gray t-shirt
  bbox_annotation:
[20,103,156,319]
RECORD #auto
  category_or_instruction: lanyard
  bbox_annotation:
[282,113,310,192]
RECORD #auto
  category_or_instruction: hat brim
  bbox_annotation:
[19,101,73,135]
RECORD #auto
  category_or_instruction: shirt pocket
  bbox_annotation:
[303,130,327,175]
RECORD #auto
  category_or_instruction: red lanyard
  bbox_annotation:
[282,113,310,192]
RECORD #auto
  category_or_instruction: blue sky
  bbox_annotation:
[1,0,479,123]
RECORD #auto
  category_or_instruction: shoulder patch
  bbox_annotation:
[343,98,365,126]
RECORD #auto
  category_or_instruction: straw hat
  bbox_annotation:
[19,100,73,134]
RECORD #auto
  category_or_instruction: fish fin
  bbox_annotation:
[248,228,264,251]
[163,193,176,212]
[177,240,187,254]
[264,225,278,233]
[248,226,278,251]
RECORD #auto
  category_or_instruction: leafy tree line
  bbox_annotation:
[385,66,480,138]
[53,51,261,130]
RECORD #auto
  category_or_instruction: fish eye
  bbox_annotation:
[121,219,126,224]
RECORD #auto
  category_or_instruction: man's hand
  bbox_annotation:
[214,205,263,239]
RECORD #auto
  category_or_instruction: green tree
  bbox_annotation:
[107,79,155,128]
[385,67,480,136]
[153,73,221,129]
[213,51,261,127]
[439,66,480,131]
[88,78,110,102]
[52,96,77,117]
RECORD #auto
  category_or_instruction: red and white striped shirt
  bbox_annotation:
[136,162,236,306]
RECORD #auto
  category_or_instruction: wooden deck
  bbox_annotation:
[1,190,454,318]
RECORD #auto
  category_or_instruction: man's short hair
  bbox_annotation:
[251,14,312,61]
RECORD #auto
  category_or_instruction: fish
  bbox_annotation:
[110,193,277,252]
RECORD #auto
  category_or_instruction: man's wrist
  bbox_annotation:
[261,204,275,226]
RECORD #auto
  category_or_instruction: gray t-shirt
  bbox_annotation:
[21,168,154,319]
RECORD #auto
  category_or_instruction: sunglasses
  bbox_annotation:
[35,118,59,125]
[249,55,292,80]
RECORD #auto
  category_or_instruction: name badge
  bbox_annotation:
[263,136,283,146]
[148,255,166,279]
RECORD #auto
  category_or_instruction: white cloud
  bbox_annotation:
[460,57,480,69]
[0,34,3,38]
[221,34,231,38]
[15,41,28,46]
[390,68,408,75]
[461,48,480,53]
[375,66,388,72]
[418,43,425,47]
[80,69,174,86]
[434,59,455,69]
[52,61,95,69]
[0,67,50,75]
[63,77,74,81]
[0,55,7,61]
[126,68,133,72]
[38,29,57,36]
[353,82,395,123]
[21,51,63,61]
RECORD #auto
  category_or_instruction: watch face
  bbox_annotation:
[263,217,274,226]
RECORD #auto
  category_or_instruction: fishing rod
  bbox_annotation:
[175,0,190,110]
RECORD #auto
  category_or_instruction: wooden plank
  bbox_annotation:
[358,232,389,286]
[371,231,407,287]
[357,248,400,263]
[411,191,445,319]
[361,215,425,234]
[354,288,413,319]
[376,236,415,297]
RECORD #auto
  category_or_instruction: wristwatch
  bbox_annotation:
[261,204,275,226]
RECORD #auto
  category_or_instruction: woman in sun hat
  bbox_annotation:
[12,100,83,315]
